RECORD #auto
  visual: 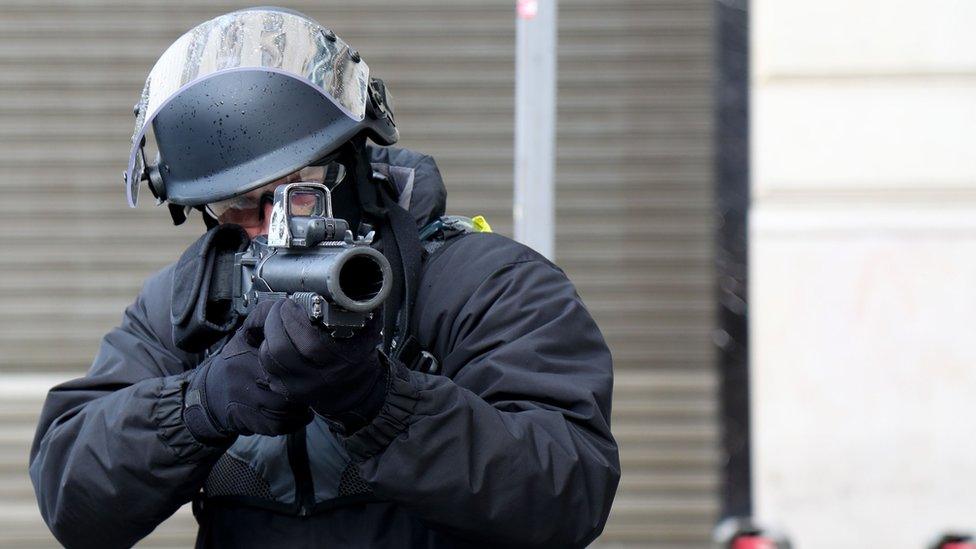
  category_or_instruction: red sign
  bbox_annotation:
[517,0,539,20]
[732,536,778,549]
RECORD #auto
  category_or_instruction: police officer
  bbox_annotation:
[29,8,619,548]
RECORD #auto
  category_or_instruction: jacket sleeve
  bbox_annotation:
[29,265,225,549]
[343,233,620,547]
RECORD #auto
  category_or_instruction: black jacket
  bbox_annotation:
[29,148,620,548]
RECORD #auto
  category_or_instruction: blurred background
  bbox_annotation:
[0,1,971,548]
[751,1,976,547]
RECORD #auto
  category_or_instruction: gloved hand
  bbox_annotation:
[259,299,388,433]
[183,300,313,445]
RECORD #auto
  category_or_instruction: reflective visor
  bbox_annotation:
[125,7,369,206]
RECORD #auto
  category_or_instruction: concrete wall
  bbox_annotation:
[751,1,976,546]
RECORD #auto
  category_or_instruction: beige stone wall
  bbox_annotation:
[752,1,976,546]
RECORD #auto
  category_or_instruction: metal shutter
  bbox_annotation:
[555,2,718,545]
[0,1,716,546]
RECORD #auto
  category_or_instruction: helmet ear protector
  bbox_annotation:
[365,77,397,146]
[123,8,399,225]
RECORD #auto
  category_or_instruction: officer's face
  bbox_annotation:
[208,166,329,238]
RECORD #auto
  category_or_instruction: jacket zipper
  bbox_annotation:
[286,427,316,517]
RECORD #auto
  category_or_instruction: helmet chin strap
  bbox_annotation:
[167,203,191,227]
[343,136,390,223]
[335,135,423,356]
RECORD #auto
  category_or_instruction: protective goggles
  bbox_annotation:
[205,163,345,220]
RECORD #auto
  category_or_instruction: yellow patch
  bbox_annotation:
[471,215,492,233]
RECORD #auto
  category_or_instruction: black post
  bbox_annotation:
[714,0,751,519]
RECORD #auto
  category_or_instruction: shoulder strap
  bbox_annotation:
[379,192,423,357]
[390,215,492,372]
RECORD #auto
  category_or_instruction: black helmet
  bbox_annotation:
[124,7,397,214]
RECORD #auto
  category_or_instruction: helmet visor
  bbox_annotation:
[126,8,369,206]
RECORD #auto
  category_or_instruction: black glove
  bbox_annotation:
[259,299,388,432]
[183,300,313,445]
